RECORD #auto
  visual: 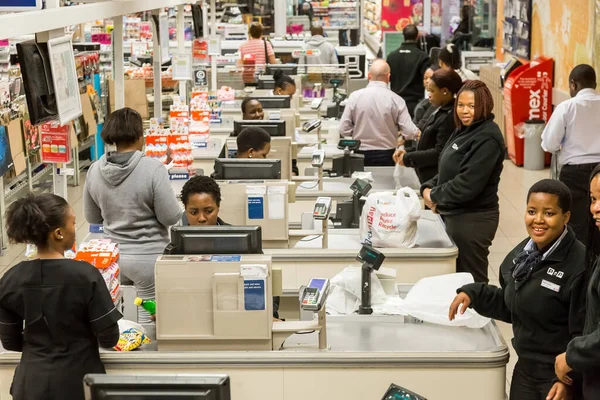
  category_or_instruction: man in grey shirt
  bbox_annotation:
[339,59,419,166]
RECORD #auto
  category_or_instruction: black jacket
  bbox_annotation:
[386,42,430,103]
[403,100,455,184]
[460,227,586,366]
[420,115,505,215]
[567,257,600,399]
[413,97,437,129]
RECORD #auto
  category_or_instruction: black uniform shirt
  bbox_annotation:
[421,115,505,215]
[0,259,122,400]
[386,42,430,103]
[460,226,586,366]
[566,256,600,398]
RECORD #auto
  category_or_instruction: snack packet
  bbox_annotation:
[113,320,151,352]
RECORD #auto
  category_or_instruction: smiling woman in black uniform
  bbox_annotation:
[449,179,585,400]
[393,68,463,184]
[0,193,122,400]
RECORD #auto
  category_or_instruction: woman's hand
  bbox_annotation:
[448,292,471,321]
[555,353,573,385]
[393,149,406,165]
[423,188,437,210]
[546,381,572,400]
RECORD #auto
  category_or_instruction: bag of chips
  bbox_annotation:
[113,320,151,352]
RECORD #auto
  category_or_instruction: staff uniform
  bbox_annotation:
[566,257,600,399]
[459,226,586,399]
[386,41,430,117]
[412,97,438,129]
[84,150,182,323]
[421,115,505,283]
[0,259,122,400]
[541,88,600,248]
[402,99,455,184]
[339,81,419,166]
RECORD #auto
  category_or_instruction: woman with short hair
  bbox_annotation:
[84,107,182,323]
[421,80,505,283]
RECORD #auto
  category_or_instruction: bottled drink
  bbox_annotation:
[133,297,156,315]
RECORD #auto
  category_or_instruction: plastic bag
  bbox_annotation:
[326,266,388,315]
[114,320,152,351]
[359,188,421,248]
[393,163,421,190]
[401,273,491,329]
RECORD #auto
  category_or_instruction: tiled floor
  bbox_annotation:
[0,160,551,394]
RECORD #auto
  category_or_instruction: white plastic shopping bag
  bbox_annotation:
[401,273,491,329]
[326,266,389,315]
[393,163,421,190]
[359,188,421,248]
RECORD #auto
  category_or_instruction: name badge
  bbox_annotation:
[541,279,561,293]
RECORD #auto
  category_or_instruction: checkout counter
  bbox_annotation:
[0,243,507,400]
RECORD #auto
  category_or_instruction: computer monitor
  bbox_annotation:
[257,77,275,89]
[213,158,281,180]
[84,374,231,400]
[266,64,298,76]
[232,120,286,137]
[250,96,291,109]
[165,226,262,255]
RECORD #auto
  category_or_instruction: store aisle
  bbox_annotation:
[0,160,551,394]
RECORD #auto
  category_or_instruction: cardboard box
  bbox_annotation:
[108,79,149,119]
[7,119,26,175]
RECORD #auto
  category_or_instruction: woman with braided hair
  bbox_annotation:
[421,80,505,283]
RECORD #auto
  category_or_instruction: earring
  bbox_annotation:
[58,235,64,240]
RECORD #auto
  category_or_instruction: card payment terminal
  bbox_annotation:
[300,278,330,312]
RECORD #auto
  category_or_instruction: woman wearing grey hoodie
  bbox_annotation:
[84,108,182,323]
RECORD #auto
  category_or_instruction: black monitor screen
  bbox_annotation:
[213,158,281,180]
[84,374,231,400]
[166,226,262,255]
[232,120,286,137]
[266,64,298,76]
[250,96,291,109]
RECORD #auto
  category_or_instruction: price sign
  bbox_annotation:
[40,122,72,164]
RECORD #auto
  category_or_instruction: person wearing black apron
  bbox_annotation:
[0,193,122,400]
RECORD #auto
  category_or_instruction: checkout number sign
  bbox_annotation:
[40,122,72,164]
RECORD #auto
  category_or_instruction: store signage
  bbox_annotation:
[40,122,71,164]
[503,56,554,166]
[193,67,207,86]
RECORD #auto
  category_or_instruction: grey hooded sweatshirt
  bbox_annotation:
[84,151,182,255]
[304,35,338,65]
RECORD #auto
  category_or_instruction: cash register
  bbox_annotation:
[328,139,364,178]
[155,226,329,351]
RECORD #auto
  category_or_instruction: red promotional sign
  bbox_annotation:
[504,57,554,166]
[40,122,71,164]
[192,39,208,60]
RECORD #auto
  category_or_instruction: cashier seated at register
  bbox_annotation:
[180,175,282,320]
[240,98,299,175]
[449,179,585,400]
[212,127,271,179]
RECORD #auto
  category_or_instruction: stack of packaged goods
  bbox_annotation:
[168,100,194,171]
[75,239,121,305]
[190,90,211,146]
[144,118,168,164]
